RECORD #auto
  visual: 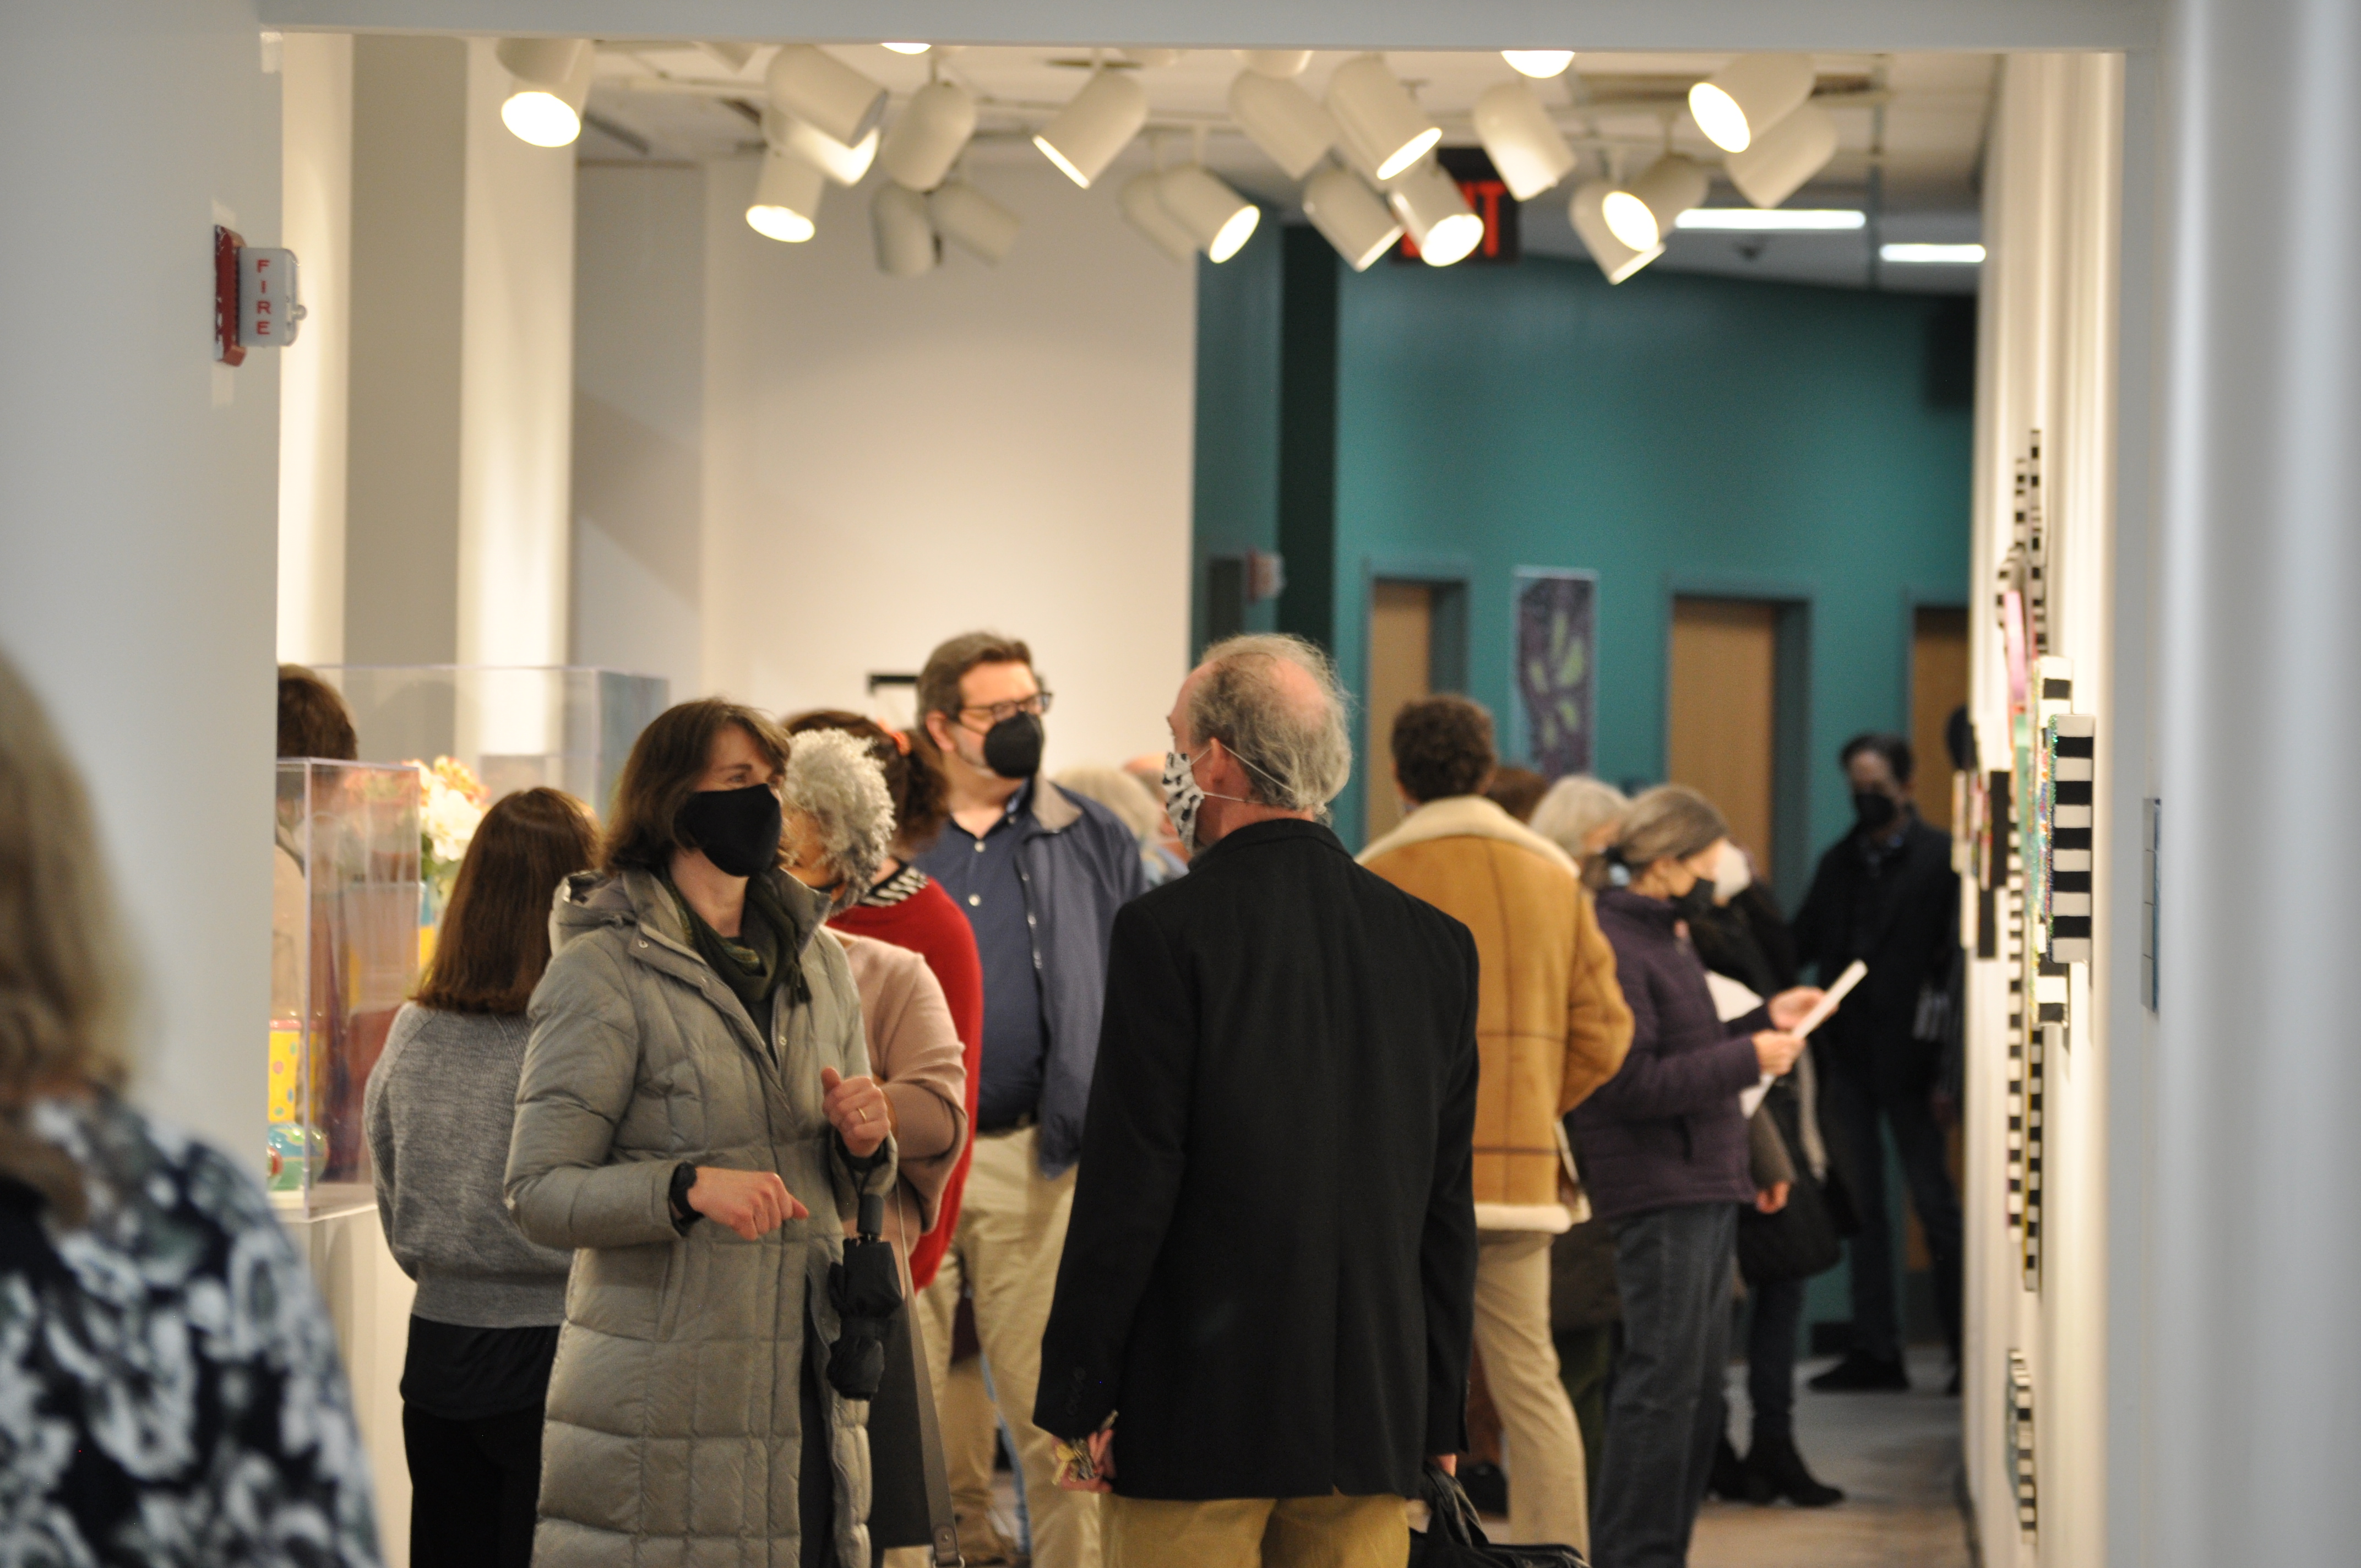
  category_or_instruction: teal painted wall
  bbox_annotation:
[1190,233,1283,654]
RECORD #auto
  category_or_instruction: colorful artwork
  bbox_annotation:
[1512,570,1596,777]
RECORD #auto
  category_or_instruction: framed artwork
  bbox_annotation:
[1510,569,1597,777]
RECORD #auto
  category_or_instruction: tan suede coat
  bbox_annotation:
[1361,795,1634,1229]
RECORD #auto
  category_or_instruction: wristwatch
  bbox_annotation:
[667,1162,700,1233]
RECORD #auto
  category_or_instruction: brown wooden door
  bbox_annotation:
[1667,597,1779,886]
[1911,605,1970,831]
[1366,581,1434,843]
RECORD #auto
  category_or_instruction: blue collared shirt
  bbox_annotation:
[917,781,1049,1130]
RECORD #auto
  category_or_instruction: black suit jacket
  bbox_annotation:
[1033,818,1481,1501]
[1791,814,1958,1072]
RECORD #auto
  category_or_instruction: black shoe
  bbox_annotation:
[1745,1433,1846,1507]
[1709,1434,1769,1502]
[1459,1459,1509,1516]
[1808,1351,1911,1392]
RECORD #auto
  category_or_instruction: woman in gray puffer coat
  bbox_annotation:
[506,700,899,1567]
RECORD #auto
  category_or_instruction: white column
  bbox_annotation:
[2149,0,2361,1561]
[276,32,353,668]
[0,0,279,1168]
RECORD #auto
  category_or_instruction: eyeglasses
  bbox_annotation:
[955,692,1053,729]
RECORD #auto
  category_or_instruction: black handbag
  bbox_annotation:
[1408,1462,1587,1568]
[1736,1096,1842,1285]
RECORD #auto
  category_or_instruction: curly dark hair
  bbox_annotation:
[1389,695,1497,805]
[1484,765,1549,824]
[782,710,950,854]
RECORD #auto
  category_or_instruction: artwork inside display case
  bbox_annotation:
[271,759,421,1213]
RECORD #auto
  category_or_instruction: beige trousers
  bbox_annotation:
[1472,1229,1590,1552]
[1103,1494,1407,1568]
[902,1126,1102,1568]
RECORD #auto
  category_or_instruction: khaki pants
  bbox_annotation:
[905,1126,1102,1568]
[1104,1494,1407,1568]
[1472,1230,1590,1552]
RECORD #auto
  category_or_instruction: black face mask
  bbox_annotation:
[1672,879,1717,923]
[981,712,1044,780]
[1852,790,1901,834]
[678,784,783,878]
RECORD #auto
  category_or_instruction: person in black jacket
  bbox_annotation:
[1035,634,1481,1568]
[1791,732,1963,1392]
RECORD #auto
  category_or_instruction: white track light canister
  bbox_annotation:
[1325,55,1441,182]
[872,182,937,276]
[1122,48,1183,68]
[879,79,976,192]
[763,106,878,186]
[1501,50,1575,78]
[1032,69,1149,188]
[1619,154,1711,247]
[497,38,593,147]
[1388,159,1484,266]
[766,43,888,150]
[1237,49,1313,78]
[747,148,824,242]
[1688,52,1815,153]
[1158,165,1261,263]
[697,41,755,72]
[929,181,1020,263]
[1120,172,1200,263]
[1472,79,1577,201]
[1229,71,1337,181]
[1302,165,1402,271]
[1569,179,1664,283]
[1725,103,1840,209]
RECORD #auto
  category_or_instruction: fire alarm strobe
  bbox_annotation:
[214,225,307,364]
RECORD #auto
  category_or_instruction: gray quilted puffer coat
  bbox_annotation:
[506,865,897,1566]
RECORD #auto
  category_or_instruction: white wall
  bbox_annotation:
[277,31,352,667]
[0,1,280,1168]
[692,153,1195,765]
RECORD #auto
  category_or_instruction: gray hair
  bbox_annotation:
[1585,783,1728,892]
[1054,765,1165,843]
[779,727,895,894]
[1184,634,1353,818]
[1531,776,1629,864]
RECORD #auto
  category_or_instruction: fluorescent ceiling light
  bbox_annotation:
[1501,50,1575,79]
[1882,242,1987,264]
[1677,208,1866,231]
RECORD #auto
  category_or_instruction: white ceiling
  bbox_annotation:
[581,45,1996,292]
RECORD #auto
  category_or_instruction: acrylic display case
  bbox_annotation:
[271,760,422,1214]
[309,665,668,819]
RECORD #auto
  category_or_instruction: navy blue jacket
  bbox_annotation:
[917,778,1146,1176]
[1570,888,1767,1222]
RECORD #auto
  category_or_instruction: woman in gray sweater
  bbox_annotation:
[365,786,599,1568]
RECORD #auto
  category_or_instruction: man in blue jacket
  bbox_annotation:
[911,630,1146,1568]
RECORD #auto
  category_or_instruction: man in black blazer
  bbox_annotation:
[1792,731,1962,1392]
[1035,633,1481,1568]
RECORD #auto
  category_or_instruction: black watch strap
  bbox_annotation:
[667,1162,700,1233]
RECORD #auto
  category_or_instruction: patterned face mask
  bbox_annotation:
[1160,747,1249,856]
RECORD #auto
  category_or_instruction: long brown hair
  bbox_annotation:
[0,652,130,1225]
[783,710,949,853]
[416,788,597,1014]
[602,699,790,873]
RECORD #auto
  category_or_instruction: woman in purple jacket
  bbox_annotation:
[1571,786,1821,1568]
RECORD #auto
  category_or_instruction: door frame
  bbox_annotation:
[1354,553,1473,846]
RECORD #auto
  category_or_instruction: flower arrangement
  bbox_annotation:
[411,755,488,913]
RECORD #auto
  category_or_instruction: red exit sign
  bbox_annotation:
[1395,146,1521,265]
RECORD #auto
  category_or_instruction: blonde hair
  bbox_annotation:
[1053,765,1165,843]
[1585,783,1729,892]
[0,651,130,1224]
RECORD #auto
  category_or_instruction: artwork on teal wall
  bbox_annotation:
[1511,569,1596,776]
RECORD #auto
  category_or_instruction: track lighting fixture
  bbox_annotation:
[1121,171,1200,263]
[1472,79,1577,201]
[1500,50,1575,79]
[1229,70,1337,181]
[1033,68,1150,188]
[1387,159,1484,267]
[1724,104,1840,209]
[766,44,888,151]
[880,42,931,56]
[1236,50,1313,78]
[496,38,593,148]
[1302,165,1403,271]
[1158,165,1261,262]
[879,78,976,192]
[1688,53,1815,154]
[763,105,877,186]
[1325,55,1442,183]
[1600,155,1709,251]
[697,41,756,73]
[746,148,825,243]
[1122,48,1183,68]
[872,182,937,276]
[1569,179,1663,284]
[929,181,1021,263]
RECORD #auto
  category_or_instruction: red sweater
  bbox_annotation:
[831,875,983,1289]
